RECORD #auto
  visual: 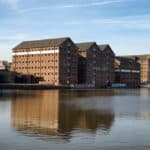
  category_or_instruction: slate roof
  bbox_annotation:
[99,44,115,56]
[13,37,70,50]
[98,44,109,51]
[122,55,150,60]
[115,56,137,63]
[76,42,96,51]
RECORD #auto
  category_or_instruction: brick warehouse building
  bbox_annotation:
[76,42,104,87]
[115,57,140,87]
[99,44,115,84]
[122,55,150,84]
[12,37,78,85]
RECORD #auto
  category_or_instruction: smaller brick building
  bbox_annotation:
[0,70,38,84]
[0,70,15,83]
[115,57,140,87]
[122,55,150,84]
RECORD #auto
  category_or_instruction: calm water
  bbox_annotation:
[0,89,150,150]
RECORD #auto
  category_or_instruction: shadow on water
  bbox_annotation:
[10,90,115,141]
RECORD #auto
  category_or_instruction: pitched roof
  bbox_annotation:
[99,44,115,56]
[76,42,96,51]
[13,37,70,50]
[115,56,137,63]
[98,44,109,51]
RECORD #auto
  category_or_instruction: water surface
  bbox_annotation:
[0,89,150,150]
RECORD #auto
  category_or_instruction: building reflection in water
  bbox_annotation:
[11,90,115,140]
[140,88,150,96]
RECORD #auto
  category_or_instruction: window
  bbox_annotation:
[93,54,96,57]
[67,69,70,73]
[93,48,96,52]
[93,61,96,64]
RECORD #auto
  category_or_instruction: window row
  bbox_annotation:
[14,60,58,64]
[34,72,58,76]
[14,66,58,69]
[46,80,58,83]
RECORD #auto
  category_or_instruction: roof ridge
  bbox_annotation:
[13,37,70,50]
[76,42,97,51]
[98,44,109,50]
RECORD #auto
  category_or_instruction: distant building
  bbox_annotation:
[115,57,140,87]
[122,55,150,84]
[0,60,11,71]
[99,44,115,84]
[0,61,15,83]
[12,37,78,85]
[76,42,103,87]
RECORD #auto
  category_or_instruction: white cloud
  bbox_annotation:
[19,0,134,13]
[64,14,150,29]
[61,0,133,8]
[0,0,20,9]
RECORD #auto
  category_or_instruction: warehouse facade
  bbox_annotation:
[115,57,140,87]
[77,42,104,87]
[12,37,78,85]
[99,44,115,85]
[122,55,150,84]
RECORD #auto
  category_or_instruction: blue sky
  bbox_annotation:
[0,0,150,61]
